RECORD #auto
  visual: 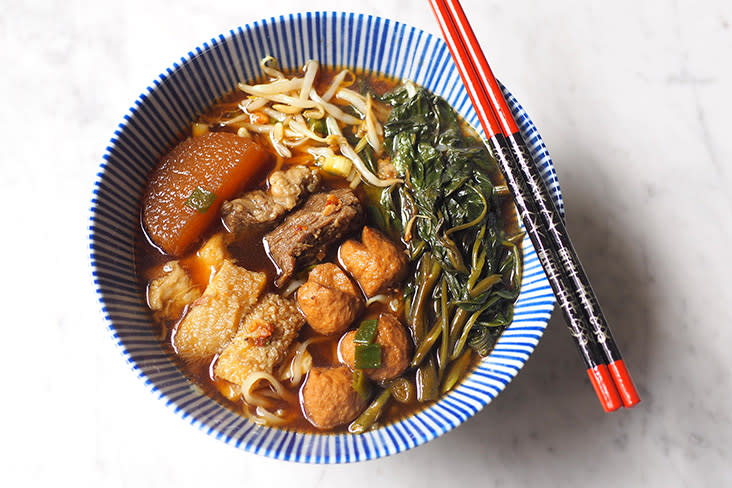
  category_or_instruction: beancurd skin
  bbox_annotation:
[143,132,272,256]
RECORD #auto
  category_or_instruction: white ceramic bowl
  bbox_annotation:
[90,12,562,463]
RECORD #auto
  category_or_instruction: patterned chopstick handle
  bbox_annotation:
[487,134,622,411]
[505,131,640,407]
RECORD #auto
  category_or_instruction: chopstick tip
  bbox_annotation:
[608,359,641,408]
[587,365,623,412]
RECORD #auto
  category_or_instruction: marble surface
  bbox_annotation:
[2,0,731,485]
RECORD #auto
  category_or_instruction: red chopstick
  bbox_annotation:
[430,0,640,410]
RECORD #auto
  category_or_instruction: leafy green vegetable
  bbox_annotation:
[354,344,382,369]
[184,186,216,213]
[354,319,379,345]
[374,83,521,371]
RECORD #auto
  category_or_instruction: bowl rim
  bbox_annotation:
[89,11,563,463]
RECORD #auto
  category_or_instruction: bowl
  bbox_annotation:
[90,11,563,463]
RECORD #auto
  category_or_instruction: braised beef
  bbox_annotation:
[221,166,321,235]
[264,188,363,286]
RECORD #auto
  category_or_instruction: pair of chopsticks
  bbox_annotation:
[429,0,640,411]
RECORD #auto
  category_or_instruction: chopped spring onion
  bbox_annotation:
[354,344,382,369]
[319,155,352,178]
[184,186,216,213]
[354,319,379,345]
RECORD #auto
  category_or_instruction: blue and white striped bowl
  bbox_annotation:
[90,12,562,463]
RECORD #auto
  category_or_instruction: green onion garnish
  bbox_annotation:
[354,319,379,345]
[354,344,382,369]
[185,186,216,213]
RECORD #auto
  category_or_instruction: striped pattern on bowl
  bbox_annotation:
[90,11,562,463]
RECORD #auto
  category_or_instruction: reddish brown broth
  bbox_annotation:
[135,68,519,434]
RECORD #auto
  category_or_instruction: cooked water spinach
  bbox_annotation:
[375,83,523,384]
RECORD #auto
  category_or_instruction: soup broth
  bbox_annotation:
[136,59,521,434]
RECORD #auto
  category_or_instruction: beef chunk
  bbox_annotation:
[264,189,363,286]
[221,166,321,235]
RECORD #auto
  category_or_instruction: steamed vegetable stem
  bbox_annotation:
[440,349,472,394]
[348,389,392,434]
[415,357,438,402]
[408,255,441,344]
[447,307,470,357]
[411,319,442,368]
[437,278,450,379]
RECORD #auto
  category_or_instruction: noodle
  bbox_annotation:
[240,371,295,411]
[139,56,519,434]
[278,337,328,386]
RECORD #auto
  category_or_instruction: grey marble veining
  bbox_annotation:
[2,0,731,486]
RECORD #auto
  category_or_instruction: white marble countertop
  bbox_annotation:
[2,0,731,485]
